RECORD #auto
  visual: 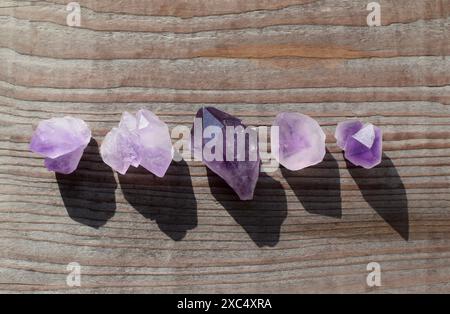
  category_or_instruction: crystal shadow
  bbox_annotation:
[347,153,409,241]
[56,139,117,228]
[281,149,342,218]
[207,169,287,247]
[118,159,197,241]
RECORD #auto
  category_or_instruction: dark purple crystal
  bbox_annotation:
[192,107,261,200]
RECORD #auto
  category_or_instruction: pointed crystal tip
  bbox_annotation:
[352,124,375,149]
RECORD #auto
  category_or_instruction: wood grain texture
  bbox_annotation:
[0,0,449,293]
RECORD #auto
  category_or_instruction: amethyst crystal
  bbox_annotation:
[335,120,382,169]
[29,116,91,174]
[192,107,261,200]
[271,112,326,171]
[100,109,173,177]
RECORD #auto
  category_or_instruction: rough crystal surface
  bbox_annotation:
[335,120,382,169]
[193,107,261,201]
[101,109,173,177]
[29,116,91,174]
[271,112,326,171]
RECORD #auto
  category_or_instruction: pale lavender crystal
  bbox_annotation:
[29,116,91,174]
[100,109,173,177]
[192,107,261,201]
[272,112,326,171]
[335,120,382,169]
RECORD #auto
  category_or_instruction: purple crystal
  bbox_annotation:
[192,107,261,201]
[100,109,173,177]
[272,112,326,171]
[30,116,91,174]
[335,120,382,169]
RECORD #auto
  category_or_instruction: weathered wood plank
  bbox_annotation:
[0,0,449,293]
[2,17,448,59]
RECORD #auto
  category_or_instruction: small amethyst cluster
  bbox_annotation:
[30,108,383,200]
[30,116,91,175]
[100,109,174,177]
[335,120,382,169]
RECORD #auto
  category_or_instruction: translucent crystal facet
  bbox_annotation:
[335,120,382,169]
[193,107,261,201]
[101,109,173,177]
[29,116,91,174]
[272,112,326,171]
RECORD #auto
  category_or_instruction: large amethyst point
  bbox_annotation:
[193,107,261,201]
[335,120,382,169]
[272,112,326,171]
[30,116,91,174]
[100,109,173,177]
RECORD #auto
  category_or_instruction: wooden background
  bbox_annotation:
[0,0,449,293]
